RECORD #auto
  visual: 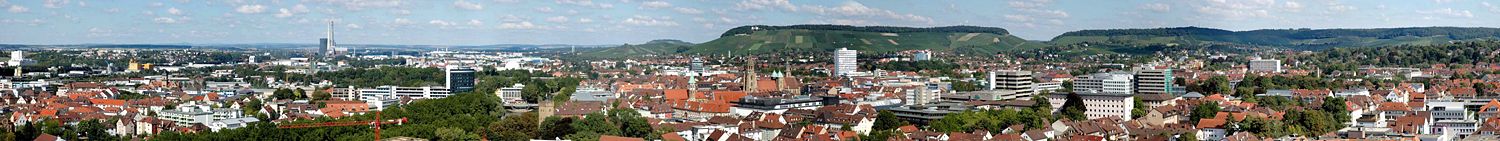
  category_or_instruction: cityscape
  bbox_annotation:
[3,0,1500,141]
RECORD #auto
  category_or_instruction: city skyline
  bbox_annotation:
[2,0,1497,45]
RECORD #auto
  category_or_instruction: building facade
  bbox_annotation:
[1249,59,1283,73]
[1047,92,1136,120]
[446,66,476,93]
[833,48,858,76]
[1074,72,1133,93]
[1134,69,1174,95]
[987,70,1036,100]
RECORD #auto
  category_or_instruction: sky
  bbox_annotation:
[1,0,1497,45]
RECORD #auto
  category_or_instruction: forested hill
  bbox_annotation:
[683,24,1043,56]
[718,25,1011,37]
[1050,26,1500,50]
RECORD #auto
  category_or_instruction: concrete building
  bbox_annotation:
[1047,92,1136,120]
[730,95,832,116]
[1249,59,1283,73]
[1074,71,1133,93]
[913,50,932,61]
[986,70,1035,100]
[359,86,452,110]
[1428,101,1479,135]
[7,51,33,67]
[496,83,526,105]
[445,65,476,93]
[833,48,858,76]
[159,103,243,126]
[1134,69,1174,95]
[889,102,973,125]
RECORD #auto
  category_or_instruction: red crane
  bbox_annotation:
[277,112,409,141]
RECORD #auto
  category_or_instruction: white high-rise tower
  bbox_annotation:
[325,21,337,57]
[833,48,858,76]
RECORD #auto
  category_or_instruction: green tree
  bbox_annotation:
[484,112,539,141]
[435,127,481,141]
[1191,102,1222,122]
[1178,133,1198,141]
[873,110,908,131]
[538,117,576,140]
[1131,98,1148,119]
[1060,92,1088,120]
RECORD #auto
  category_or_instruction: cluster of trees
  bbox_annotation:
[864,110,909,141]
[1216,97,1349,138]
[928,96,1055,133]
[314,67,444,87]
[1058,27,1235,37]
[472,70,583,103]
[862,60,960,72]
[536,108,663,141]
[720,25,1010,37]
[1299,41,1500,68]
[3,119,116,141]
[153,89,508,140]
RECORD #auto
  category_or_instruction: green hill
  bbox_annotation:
[686,25,1046,56]
[578,39,694,58]
[1050,27,1500,51]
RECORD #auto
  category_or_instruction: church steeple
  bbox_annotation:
[744,57,758,92]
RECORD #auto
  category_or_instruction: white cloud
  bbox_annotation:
[735,0,798,11]
[454,0,484,10]
[577,18,593,23]
[1141,3,1170,12]
[307,0,405,10]
[275,8,294,18]
[802,1,932,23]
[1417,8,1474,18]
[557,0,612,8]
[1483,2,1500,13]
[153,17,178,24]
[8,5,27,13]
[429,20,455,26]
[1004,14,1032,22]
[393,18,414,25]
[467,19,484,26]
[546,16,569,22]
[168,7,183,15]
[346,23,362,29]
[641,1,670,9]
[497,21,543,29]
[1283,1,1302,10]
[621,15,678,26]
[674,7,703,14]
[292,4,310,13]
[236,5,266,14]
[535,7,554,13]
[44,0,68,8]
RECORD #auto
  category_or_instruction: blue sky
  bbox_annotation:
[1,0,1496,45]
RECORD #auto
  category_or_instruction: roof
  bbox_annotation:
[599,135,646,141]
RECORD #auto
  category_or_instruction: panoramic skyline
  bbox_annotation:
[2,0,1497,45]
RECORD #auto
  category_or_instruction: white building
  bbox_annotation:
[1134,69,1174,95]
[359,86,452,110]
[986,70,1035,100]
[207,117,260,132]
[7,51,34,66]
[496,83,526,105]
[1073,72,1133,93]
[1249,59,1282,73]
[1427,101,1478,135]
[1047,92,1135,120]
[159,103,243,126]
[912,50,932,61]
[833,48,859,76]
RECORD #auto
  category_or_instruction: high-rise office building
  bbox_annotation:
[833,48,858,76]
[913,50,931,61]
[1134,69,1174,95]
[987,70,1036,100]
[446,65,476,93]
[690,57,705,73]
[1074,71,1134,93]
[1249,59,1282,73]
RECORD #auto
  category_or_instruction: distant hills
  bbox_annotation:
[1050,27,1500,51]
[584,25,1500,58]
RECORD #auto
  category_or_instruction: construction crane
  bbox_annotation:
[277,112,409,141]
